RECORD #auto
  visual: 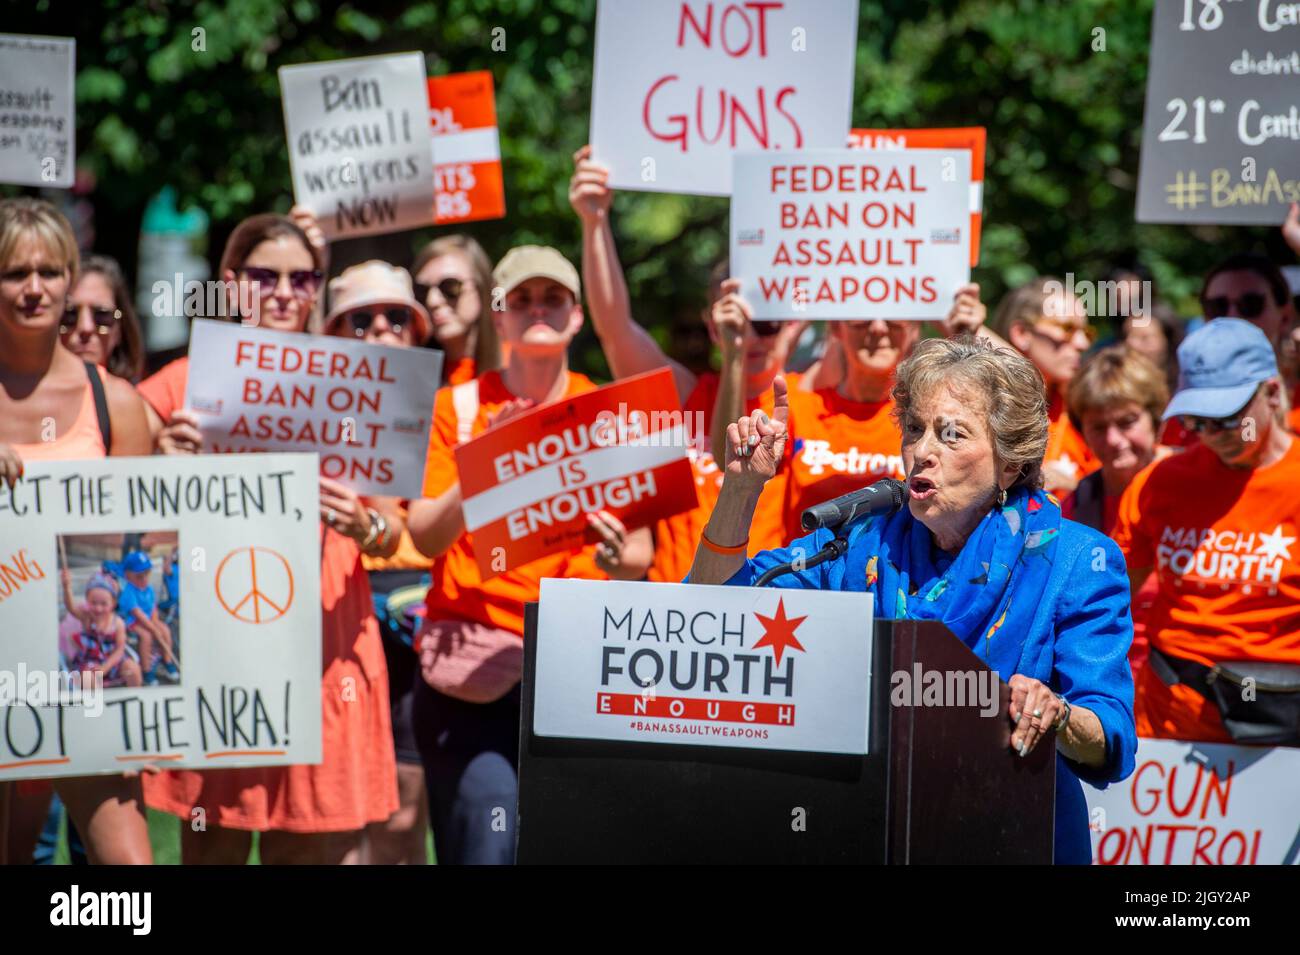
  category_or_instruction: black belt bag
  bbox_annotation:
[1149,648,1300,746]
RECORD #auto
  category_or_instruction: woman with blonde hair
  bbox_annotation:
[0,197,154,864]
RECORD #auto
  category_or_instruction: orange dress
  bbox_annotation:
[142,362,397,832]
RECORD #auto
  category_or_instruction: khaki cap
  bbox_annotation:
[493,245,581,299]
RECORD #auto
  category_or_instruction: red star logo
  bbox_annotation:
[752,597,807,666]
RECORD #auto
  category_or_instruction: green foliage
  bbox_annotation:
[6,0,1292,372]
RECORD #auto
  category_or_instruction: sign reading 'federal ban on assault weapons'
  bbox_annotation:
[1086,737,1300,865]
[185,320,441,498]
[1136,0,1300,224]
[280,52,438,239]
[589,0,859,196]
[0,33,75,188]
[730,149,972,320]
[456,369,698,579]
[533,579,874,755]
[0,455,322,781]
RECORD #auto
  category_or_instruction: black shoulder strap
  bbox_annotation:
[84,361,113,452]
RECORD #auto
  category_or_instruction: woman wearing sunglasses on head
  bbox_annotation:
[60,255,145,382]
[141,213,403,864]
[410,235,500,384]
[993,277,1100,496]
[0,198,154,865]
[321,260,436,864]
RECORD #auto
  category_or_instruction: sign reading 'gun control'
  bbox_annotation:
[533,579,874,755]
[730,149,972,320]
[589,0,859,196]
[1136,0,1300,224]
[280,52,437,239]
[0,455,322,781]
[455,369,698,579]
[0,33,75,188]
[185,320,441,498]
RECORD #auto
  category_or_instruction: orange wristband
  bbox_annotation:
[700,531,749,555]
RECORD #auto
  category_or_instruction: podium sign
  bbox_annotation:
[535,579,872,755]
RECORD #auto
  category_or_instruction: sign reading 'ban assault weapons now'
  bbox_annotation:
[455,369,698,579]
[0,455,321,781]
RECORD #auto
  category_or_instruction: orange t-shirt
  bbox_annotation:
[782,386,903,542]
[136,356,189,422]
[645,371,794,583]
[444,355,477,386]
[1112,438,1300,742]
[422,369,607,635]
[1045,391,1100,486]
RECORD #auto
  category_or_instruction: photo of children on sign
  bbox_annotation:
[57,531,181,691]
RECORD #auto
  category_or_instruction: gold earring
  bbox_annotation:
[996,487,1008,508]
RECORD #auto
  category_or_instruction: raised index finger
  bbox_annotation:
[771,375,789,426]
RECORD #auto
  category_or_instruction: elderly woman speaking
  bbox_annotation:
[689,337,1136,864]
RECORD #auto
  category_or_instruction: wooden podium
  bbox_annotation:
[516,603,1054,864]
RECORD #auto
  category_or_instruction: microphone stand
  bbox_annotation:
[753,533,851,588]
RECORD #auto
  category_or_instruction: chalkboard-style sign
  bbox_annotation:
[1136,0,1300,224]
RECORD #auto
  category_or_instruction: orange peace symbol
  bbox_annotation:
[215,547,295,624]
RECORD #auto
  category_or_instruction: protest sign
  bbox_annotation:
[429,71,506,224]
[533,579,874,755]
[589,0,858,196]
[850,127,986,265]
[1086,737,1300,865]
[456,368,698,579]
[0,33,74,188]
[730,149,972,320]
[185,320,441,498]
[0,454,321,781]
[280,52,437,239]
[1136,0,1300,224]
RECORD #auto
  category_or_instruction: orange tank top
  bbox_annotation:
[13,364,109,461]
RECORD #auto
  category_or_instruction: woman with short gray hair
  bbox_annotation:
[690,337,1137,864]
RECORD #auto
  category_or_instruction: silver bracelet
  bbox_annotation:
[1053,693,1072,733]
[360,508,382,550]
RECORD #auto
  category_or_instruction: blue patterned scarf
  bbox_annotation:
[861,486,1062,665]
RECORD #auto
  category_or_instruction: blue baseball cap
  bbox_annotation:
[1163,318,1278,421]
[123,551,152,573]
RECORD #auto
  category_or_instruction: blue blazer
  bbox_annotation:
[711,516,1138,864]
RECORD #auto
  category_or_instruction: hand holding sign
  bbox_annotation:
[318,476,370,542]
[569,145,612,224]
[156,409,203,456]
[928,282,987,339]
[711,278,751,359]
[727,374,789,486]
[0,442,22,489]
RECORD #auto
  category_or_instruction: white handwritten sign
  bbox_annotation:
[280,52,437,239]
[0,33,75,188]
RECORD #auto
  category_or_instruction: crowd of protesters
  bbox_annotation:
[2,149,1299,863]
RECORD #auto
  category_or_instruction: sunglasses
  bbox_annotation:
[750,320,783,338]
[1180,385,1263,434]
[60,303,121,335]
[1203,293,1268,320]
[239,266,323,298]
[1029,319,1096,347]
[413,277,466,307]
[344,307,412,338]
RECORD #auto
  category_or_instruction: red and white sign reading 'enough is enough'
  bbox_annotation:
[455,368,698,579]
[730,148,972,321]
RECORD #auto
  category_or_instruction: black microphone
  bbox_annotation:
[800,478,907,532]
